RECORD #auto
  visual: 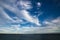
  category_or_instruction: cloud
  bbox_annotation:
[12,17,28,24]
[43,17,60,26]
[42,17,60,32]
[0,0,60,34]
[0,7,16,25]
[0,25,59,34]
[17,0,32,9]
[12,17,23,23]
[0,17,60,34]
[0,1,41,26]
[37,2,41,7]
[52,17,60,24]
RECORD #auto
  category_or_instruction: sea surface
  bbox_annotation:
[0,34,60,40]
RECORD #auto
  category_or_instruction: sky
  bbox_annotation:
[0,0,60,34]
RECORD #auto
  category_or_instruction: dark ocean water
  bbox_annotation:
[0,34,60,40]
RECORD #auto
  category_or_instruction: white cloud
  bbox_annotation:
[42,17,60,32]
[0,7,16,25]
[20,10,41,26]
[0,25,59,34]
[12,17,23,23]
[43,17,60,26]
[0,1,41,26]
[12,17,28,24]
[17,0,32,9]
[43,21,53,25]
[0,0,60,34]
[0,17,60,34]
[37,2,41,7]
[52,17,60,24]
[0,18,7,26]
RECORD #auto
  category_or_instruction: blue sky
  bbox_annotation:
[0,0,60,33]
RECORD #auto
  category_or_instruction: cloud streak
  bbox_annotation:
[0,25,59,34]
[0,17,60,34]
[0,0,60,34]
[0,7,16,25]
[0,0,41,26]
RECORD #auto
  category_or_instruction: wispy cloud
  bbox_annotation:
[43,17,60,26]
[0,0,41,26]
[0,17,60,34]
[17,0,32,9]
[0,16,60,34]
[42,17,60,32]
[0,7,15,25]
[0,0,60,34]
[52,17,60,24]
[0,25,59,34]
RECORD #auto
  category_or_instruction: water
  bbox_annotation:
[0,34,60,40]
